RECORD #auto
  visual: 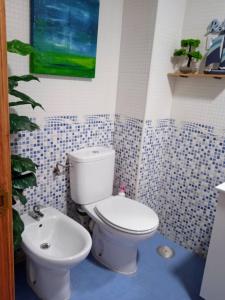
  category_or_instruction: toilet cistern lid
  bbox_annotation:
[69,147,115,163]
[95,196,159,233]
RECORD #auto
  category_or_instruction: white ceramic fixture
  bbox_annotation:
[22,207,92,300]
[200,183,225,300]
[69,147,159,274]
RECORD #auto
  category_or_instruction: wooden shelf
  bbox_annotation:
[168,72,225,79]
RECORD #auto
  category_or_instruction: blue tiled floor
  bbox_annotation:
[15,233,205,300]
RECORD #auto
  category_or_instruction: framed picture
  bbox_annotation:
[30,0,100,78]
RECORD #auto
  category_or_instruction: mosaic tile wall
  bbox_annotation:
[137,119,174,210]
[11,114,114,215]
[11,111,225,256]
[113,114,143,199]
[138,119,225,256]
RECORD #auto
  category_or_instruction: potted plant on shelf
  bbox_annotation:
[173,39,203,74]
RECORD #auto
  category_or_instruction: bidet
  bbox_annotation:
[22,207,92,300]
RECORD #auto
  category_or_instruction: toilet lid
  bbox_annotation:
[95,196,159,233]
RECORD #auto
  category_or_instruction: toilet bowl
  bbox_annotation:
[69,147,159,275]
[21,207,92,300]
[83,196,159,274]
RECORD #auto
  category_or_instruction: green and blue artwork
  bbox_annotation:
[30,0,99,78]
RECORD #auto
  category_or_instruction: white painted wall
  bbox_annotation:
[116,0,187,122]
[6,0,123,122]
[7,0,224,129]
[115,0,225,128]
[171,0,225,129]
[145,0,187,121]
[116,0,158,120]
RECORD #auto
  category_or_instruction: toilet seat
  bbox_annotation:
[94,196,159,234]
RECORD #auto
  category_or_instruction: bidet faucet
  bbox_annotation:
[33,205,44,218]
[28,205,44,221]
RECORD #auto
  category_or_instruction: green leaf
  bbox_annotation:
[12,188,27,205]
[7,40,35,56]
[189,50,203,61]
[8,75,39,92]
[11,155,38,174]
[8,78,18,92]
[13,208,24,251]
[10,114,39,133]
[12,173,37,190]
[181,39,201,48]
[9,75,39,83]
[9,89,44,110]
[174,49,187,57]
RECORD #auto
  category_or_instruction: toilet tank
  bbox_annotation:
[69,147,115,205]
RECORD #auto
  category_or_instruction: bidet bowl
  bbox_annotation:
[22,207,92,269]
[21,207,92,300]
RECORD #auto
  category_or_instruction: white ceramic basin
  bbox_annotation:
[21,207,92,300]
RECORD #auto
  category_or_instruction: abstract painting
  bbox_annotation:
[30,0,99,78]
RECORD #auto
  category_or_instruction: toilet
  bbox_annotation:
[69,147,159,275]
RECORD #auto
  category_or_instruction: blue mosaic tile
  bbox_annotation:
[137,119,174,211]
[113,114,143,198]
[11,114,114,215]
[11,112,225,257]
[138,119,225,256]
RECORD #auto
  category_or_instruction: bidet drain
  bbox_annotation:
[92,150,99,154]
[40,242,50,250]
[157,246,175,259]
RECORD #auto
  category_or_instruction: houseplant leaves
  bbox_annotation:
[12,173,37,191]
[10,114,39,133]
[12,188,27,205]
[8,40,43,252]
[9,89,44,110]
[7,40,35,56]
[13,209,25,251]
[11,155,38,205]
[11,155,38,174]
[8,75,39,92]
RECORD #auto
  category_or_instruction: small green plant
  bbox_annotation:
[7,40,44,250]
[174,39,203,68]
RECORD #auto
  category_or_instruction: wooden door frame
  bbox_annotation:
[0,0,15,299]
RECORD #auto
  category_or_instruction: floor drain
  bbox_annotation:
[157,246,175,259]
[40,242,50,250]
